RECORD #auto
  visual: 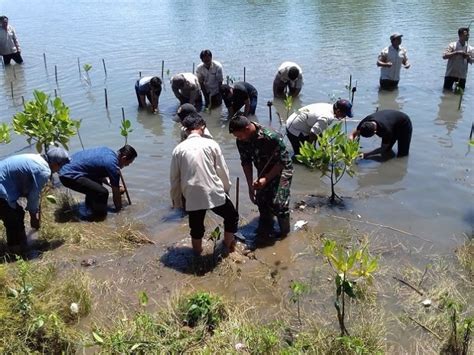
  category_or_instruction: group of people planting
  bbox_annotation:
[0,22,472,257]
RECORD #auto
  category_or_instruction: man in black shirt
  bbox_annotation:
[349,109,412,159]
[221,81,258,118]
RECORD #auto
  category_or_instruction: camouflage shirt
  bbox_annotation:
[236,122,293,176]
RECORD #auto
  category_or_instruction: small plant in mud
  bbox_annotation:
[208,226,221,264]
[12,90,80,153]
[82,63,92,86]
[0,122,11,143]
[296,122,360,203]
[289,280,310,326]
[7,257,33,317]
[179,291,226,330]
[440,297,473,355]
[322,239,378,336]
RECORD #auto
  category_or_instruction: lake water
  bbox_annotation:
[0,0,473,250]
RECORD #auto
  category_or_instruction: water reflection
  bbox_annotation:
[434,92,462,140]
[375,88,401,111]
[135,110,165,138]
[356,158,408,192]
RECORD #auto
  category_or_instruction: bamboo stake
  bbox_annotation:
[470,123,473,140]
[104,88,108,109]
[139,71,141,78]
[120,171,132,205]
[406,314,442,340]
[102,58,107,77]
[267,101,273,122]
[329,215,432,243]
[43,53,47,69]
[21,95,25,107]
[12,66,16,79]
[77,57,81,75]
[54,65,58,83]
[393,276,424,296]
[77,128,85,150]
[10,81,13,99]
[192,62,195,74]
[161,60,164,79]
[243,67,246,82]
[54,89,57,98]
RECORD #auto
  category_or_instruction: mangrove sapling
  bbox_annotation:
[296,122,360,202]
[289,280,310,326]
[208,226,222,266]
[454,82,464,110]
[82,63,92,86]
[7,257,33,317]
[283,93,294,122]
[179,291,226,330]
[322,239,378,336]
[12,90,80,153]
[441,298,473,354]
[120,108,133,145]
[0,122,11,143]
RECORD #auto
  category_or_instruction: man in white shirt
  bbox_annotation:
[286,99,353,155]
[170,113,238,255]
[196,49,224,108]
[170,73,203,109]
[273,61,303,98]
[443,27,474,91]
[377,33,410,90]
[0,16,23,65]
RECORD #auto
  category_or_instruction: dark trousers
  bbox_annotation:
[59,176,109,217]
[188,197,239,239]
[203,92,222,108]
[2,52,23,65]
[286,128,308,155]
[379,79,399,90]
[0,199,26,247]
[396,120,413,157]
[443,76,466,91]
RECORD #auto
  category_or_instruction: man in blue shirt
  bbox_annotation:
[0,147,70,254]
[59,145,137,220]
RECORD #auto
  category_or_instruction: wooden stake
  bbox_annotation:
[161,60,164,79]
[243,67,246,82]
[102,58,107,77]
[120,171,132,205]
[121,107,125,121]
[77,57,81,75]
[267,101,273,122]
[10,81,13,99]
[236,177,240,213]
[54,65,58,83]
[139,71,141,78]
[54,89,57,98]
[21,95,25,107]
[104,88,108,109]
[43,53,47,68]
[192,62,195,74]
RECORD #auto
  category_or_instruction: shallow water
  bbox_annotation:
[1,0,473,248]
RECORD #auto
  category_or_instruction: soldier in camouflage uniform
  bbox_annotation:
[229,115,293,238]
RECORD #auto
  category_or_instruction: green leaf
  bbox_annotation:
[138,291,149,307]
[92,331,104,344]
[45,195,57,204]
[343,280,356,298]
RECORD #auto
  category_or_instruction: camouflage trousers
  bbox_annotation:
[256,169,292,219]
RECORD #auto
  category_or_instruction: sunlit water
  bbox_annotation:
[0,0,473,251]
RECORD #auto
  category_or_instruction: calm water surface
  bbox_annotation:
[0,0,473,250]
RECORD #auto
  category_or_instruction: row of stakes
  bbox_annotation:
[6,53,250,113]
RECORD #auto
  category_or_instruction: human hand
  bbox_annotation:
[386,61,393,67]
[252,177,268,190]
[119,185,126,194]
[404,63,411,69]
[358,152,365,159]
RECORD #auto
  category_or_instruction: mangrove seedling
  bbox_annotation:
[120,117,133,145]
[289,280,310,326]
[441,297,473,354]
[7,257,33,317]
[13,90,80,153]
[322,239,378,336]
[283,94,294,121]
[0,122,11,143]
[296,122,360,202]
[83,63,92,86]
[208,226,221,265]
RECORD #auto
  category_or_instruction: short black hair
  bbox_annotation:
[0,16,8,22]
[118,145,138,161]
[199,49,212,60]
[182,113,206,130]
[220,84,232,98]
[359,122,376,138]
[150,76,162,89]
[288,66,300,80]
[229,115,251,133]
[458,27,469,36]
